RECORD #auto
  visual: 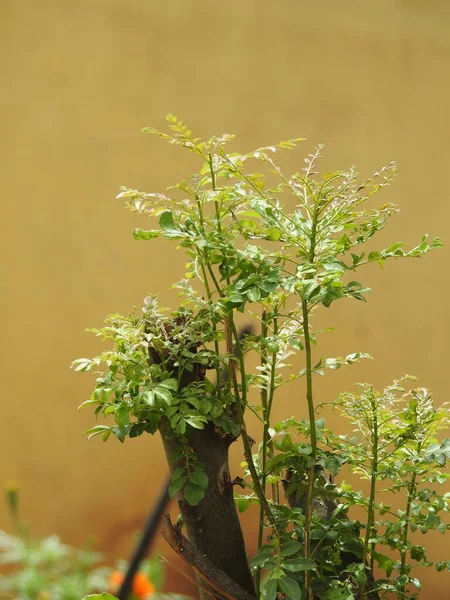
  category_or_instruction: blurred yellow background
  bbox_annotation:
[1,0,449,597]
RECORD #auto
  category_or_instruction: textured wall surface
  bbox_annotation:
[1,1,449,596]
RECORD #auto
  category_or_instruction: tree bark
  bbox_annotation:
[162,514,256,600]
[160,420,256,599]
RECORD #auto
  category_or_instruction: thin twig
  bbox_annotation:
[161,515,256,600]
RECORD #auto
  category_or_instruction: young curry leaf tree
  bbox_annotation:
[74,115,447,600]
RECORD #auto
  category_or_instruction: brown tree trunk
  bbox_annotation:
[160,420,256,598]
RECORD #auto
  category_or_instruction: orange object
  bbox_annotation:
[109,570,155,598]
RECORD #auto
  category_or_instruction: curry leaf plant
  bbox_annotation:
[74,115,446,600]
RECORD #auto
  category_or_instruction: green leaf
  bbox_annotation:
[170,412,180,428]
[351,252,365,266]
[266,453,290,472]
[297,444,312,456]
[409,577,422,590]
[185,416,207,429]
[280,540,303,557]
[78,399,98,410]
[251,548,274,568]
[129,422,146,438]
[169,475,188,498]
[199,399,212,415]
[72,358,94,372]
[159,378,178,391]
[267,268,281,281]
[184,482,205,505]
[112,425,129,443]
[303,280,321,300]
[261,577,277,600]
[84,425,111,441]
[247,286,261,302]
[190,470,208,489]
[159,211,184,237]
[259,280,278,293]
[155,387,174,405]
[323,455,342,476]
[83,595,118,600]
[383,241,404,254]
[322,586,355,600]
[350,563,367,584]
[279,575,301,598]
[141,401,159,425]
[171,467,185,480]
[282,557,317,572]
[367,251,385,266]
[373,551,394,576]
[185,396,200,409]
[228,293,245,304]
[265,227,281,241]
[144,390,156,406]
[209,399,223,418]
[116,404,130,428]
[410,545,426,561]
[133,228,161,240]
[341,539,363,559]
[288,336,304,350]
[234,496,250,512]
[176,417,186,435]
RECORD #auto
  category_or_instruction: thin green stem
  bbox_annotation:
[194,192,223,398]
[400,470,418,595]
[209,153,223,236]
[206,262,222,296]
[360,391,378,600]
[226,316,280,537]
[256,310,269,599]
[198,257,222,398]
[301,200,319,600]
[301,298,318,600]
[200,174,280,537]
[267,315,280,505]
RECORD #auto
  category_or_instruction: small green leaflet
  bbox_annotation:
[282,557,317,572]
[159,211,184,238]
[280,539,303,556]
[184,481,206,505]
[279,575,301,598]
[133,228,161,240]
[190,470,208,489]
[115,405,130,428]
[261,578,277,600]
[155,386,174,405]
[169,476,188,498]
[84,425,111,441]
[83,594,118,600]
[72,358,94,372]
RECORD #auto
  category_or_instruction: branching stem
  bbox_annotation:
[225,316,280,537]
[400,468,419,595]
[301,299,317,600]
[302,200,319,600]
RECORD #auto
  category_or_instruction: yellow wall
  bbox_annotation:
[1,0,449,596]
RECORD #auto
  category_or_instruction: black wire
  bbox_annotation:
[116,475,171,600]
